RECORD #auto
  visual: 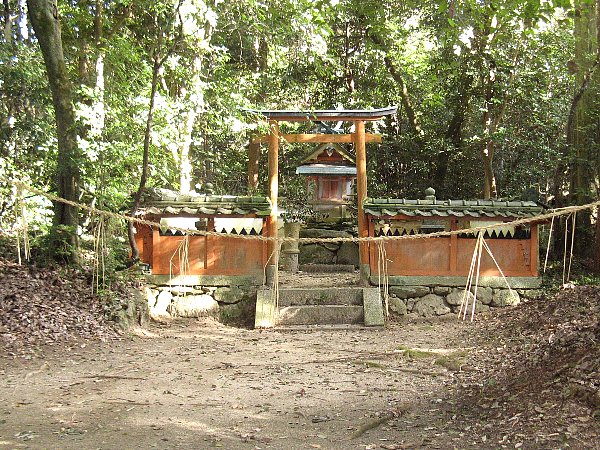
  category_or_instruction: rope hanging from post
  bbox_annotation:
[169,235,191,282]
[376,240,390,317]
[92,215,107,294]
[566,211,576,284]
[15,185,30,265]
[458,233,515,322]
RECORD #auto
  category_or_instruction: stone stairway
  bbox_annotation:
[255,281,385,328]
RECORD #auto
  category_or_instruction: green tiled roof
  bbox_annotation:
[364,197,544,218]
[139,188,271,217]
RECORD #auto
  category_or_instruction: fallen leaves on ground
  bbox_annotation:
[447,285,600,448]
[0,258,120,357]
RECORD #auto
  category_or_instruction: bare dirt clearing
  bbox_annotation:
[1,312,598,450]
[1,258,599,449]
[1,319,473,449]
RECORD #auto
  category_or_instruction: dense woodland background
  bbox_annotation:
[1,0,600,269]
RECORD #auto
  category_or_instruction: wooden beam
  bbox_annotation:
[354,120,369,283]
[530,224,539,277]
[450,219,458,273]
[251,133,382,144]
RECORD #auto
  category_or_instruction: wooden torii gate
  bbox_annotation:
[247,107,398,284]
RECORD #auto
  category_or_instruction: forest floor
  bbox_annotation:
[1,259,599,449]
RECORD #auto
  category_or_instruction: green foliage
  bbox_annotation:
[0,0,592,267]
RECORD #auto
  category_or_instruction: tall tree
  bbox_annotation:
[128,0,184,261]
[27,0,80,262]
[566,0,600,259]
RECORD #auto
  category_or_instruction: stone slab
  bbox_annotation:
[492,289,521,307]
[255,288,277,328]
[300,229,353,239]
[360,264,371,285]
[363,288,385,326]
[472,286,493,305]
[433,286,451,295]
[413,294,450,318]
[214,286,252,304]
[277,305,364,326]
[167,295,219,317]
[300,264,354,273]
[147,274,264,286]
[278,287,363,307]
[299,244,335,264]
[389,286,429,299]
[299,264,355,273]
[153,290,172,316]
[446,289,474,306]
[337,242,359,266]
[377,276,541,289]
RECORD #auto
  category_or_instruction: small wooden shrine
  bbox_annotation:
[134,188,271,284]
[296,142,356,219]
[364,188,544,285]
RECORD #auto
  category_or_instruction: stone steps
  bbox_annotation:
[278,287,363,307]
[299,264,356,273]
[255,286,384,327]
[278,305,364,326]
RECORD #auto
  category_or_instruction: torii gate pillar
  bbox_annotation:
[354,120,370,285]
[265,120,279,285]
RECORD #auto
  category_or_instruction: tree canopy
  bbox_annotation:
[1,0,599,264]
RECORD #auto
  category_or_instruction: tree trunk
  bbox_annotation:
[17,0,28,41]
[3,0,11,42]
[178,56,203,194]
[367,30,422,135]
[128,55,160,261]
[482,141,497,199]
[382,55,422,135]
[247,137,260,192]
[27,0,80,263]
[177,7,214,194]
[569,0,600,262]
[480,70,497,199]
[434,71,472,194]
[179,107,195,194]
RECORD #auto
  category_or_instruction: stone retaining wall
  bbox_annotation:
[299,228,359,267]
[387,284,541,319]
[143,283,257,326]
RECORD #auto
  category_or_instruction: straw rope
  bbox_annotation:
[458,232,517,322]
[2,177,598,245]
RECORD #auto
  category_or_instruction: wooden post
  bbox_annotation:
[530,223,539,276]
[450,219,458,274]
[266,120,279,284]
[354,120,369,284]
[152,228,160,274]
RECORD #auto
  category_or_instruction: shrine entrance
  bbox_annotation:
[246,107,397,283]
[246,107,397,328]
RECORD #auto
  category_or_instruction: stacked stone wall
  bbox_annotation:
[387,284,540,318]
[143,283,258,326]
[298,228,359,267]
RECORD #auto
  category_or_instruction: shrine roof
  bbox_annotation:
[243,106,397,122]
[364,196,544,219]
[138,188,271,217]
[299,143,355,165]
[296,164,357,176]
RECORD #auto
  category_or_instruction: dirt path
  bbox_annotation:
[1,319,475,450]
